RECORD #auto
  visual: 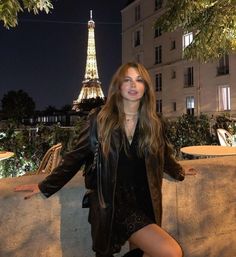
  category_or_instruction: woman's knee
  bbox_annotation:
[164,242,183,257]
[151,237,183,257]
[129,224,183,257]
[144,245,182,257]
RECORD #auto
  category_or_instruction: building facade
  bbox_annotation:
[121,0,236,118]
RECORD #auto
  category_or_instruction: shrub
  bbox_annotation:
[0,119,85,178]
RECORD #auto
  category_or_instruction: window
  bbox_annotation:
[217,54,229,75]
[186,96,195,115]
[136,54,140,63]
[134,30,141,47]
[154,26,162,38]
[156,99,162,113]
[218,85,231,111]
[183,32,193,49]
[184,67,194,87]
[135,5,141,21]
[133,28,143,47]
[155,0,163,10]
[172,102,177,112]
[136,52,143,63]
[171,70,176,79]
[170,40,176,50]
[155,45,162,64]
[155,73,162,91]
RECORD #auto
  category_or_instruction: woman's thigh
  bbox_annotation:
[128,224,183,257]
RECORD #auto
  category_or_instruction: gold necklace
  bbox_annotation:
[124,112,138,122]
[124,115,137,143]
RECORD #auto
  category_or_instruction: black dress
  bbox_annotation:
[113,126,156,247]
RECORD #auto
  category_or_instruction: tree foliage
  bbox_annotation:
[0,119,85,178]
[166,114,217,157]
[0,0,53,28]
[155,0,236,61]
[1,90,36,124]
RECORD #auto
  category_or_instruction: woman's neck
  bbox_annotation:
[123,101,140,115]
[124,111,138,116]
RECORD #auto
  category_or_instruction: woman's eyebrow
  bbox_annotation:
[124,75,142,78]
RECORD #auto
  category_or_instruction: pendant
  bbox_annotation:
[128,135,133,143]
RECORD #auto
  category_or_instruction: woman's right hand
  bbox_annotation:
[14,184,40,200]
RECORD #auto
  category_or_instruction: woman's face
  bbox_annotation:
[120,67,145,103]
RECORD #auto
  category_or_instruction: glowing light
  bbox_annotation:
[73,10,105,109]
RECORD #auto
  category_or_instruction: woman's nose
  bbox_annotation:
[130,80,136,87]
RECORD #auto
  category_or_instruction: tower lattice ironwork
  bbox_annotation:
[73,10,105,112]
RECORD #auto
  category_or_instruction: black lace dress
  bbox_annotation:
[113,127,156,247]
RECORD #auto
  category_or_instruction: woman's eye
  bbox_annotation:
[123,78,132,83]
[137,78,144,83]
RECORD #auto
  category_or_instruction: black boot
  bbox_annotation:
[95,254,114,257]
[122,248,143,257]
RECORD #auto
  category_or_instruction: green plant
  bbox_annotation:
[213,113,236,135]
[1,113,234,177]
[0,119,84,178]
[166,114,218,158]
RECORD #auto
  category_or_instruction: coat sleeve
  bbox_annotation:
[163,140,185,181]
[38,116,92,198]
[161,117,185,181]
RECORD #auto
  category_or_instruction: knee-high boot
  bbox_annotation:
[122,248,144,257]
[95,253,114,257]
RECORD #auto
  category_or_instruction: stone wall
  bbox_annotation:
[0,156,235,257]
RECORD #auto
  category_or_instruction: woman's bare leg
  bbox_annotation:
[128,224,183,257]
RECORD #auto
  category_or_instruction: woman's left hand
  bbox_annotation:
[184,167,197,176]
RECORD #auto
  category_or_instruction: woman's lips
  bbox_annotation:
[128,90,138,95]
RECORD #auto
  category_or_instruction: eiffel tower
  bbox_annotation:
[72,10,105,113]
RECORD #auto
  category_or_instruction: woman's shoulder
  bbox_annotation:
[87,106,103,119]
[87,106,103,134]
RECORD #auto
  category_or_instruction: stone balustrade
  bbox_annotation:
[0,156,235,257]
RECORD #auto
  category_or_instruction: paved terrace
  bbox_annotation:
[0,156,235,257]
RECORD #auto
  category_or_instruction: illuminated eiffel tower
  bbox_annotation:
[73,10,105,112]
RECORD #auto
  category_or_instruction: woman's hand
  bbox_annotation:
[14,184,40,200]
[184,167,197,176]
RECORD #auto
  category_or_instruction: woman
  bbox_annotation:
[15,62,196,257]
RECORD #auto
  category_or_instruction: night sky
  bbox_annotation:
[0,0,127,110]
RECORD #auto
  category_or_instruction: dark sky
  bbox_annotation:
[0,0,127,110]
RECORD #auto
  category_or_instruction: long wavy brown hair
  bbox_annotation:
[97,62,164,157]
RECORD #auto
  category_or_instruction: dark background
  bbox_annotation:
[0,0,128,110]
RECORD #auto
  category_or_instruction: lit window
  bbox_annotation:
[218,85,231,111]
[183,32,193,49]
[186,96,194,115]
